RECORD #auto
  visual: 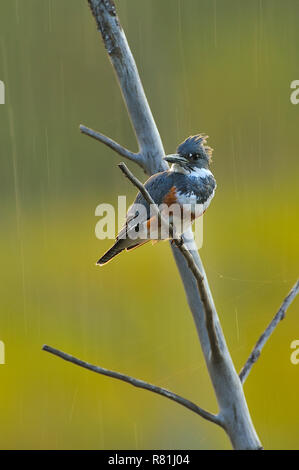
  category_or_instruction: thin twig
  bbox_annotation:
[42,344,222,427]
[239,280,299,384]
[118,162,175,238]
[118,162,222,361]
[80,125,143,167]
[86,0,165,175]
[80,0,263,449]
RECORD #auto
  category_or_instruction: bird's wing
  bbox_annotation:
[116,206,140,241]
[116,171,177,241]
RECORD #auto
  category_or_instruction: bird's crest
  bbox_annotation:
[177,134,213,162]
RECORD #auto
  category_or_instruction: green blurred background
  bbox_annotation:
[0,0,298,449]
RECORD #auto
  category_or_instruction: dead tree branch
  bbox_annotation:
[84,0,166,175]
[76,0,263,450]
[41,0,299,451]
[239,280,299,384]
[80,125,142,166]
[118,162,221,361]
[42,344,222,427]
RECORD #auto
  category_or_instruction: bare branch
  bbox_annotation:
[86,0,165,174]
[81,0,263,449]
[239,280,299,384]
[118,162,222,361]
[42,344,222,427]
[118,162,176,238]
[80,125,143,167]
[85,0,226,366]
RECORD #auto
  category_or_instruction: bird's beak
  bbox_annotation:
[163,154,187,164]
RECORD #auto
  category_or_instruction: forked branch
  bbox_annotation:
[118,162,222,361]
[42,344,222,427]
[84,0,166,175]
[76,0,263,450]
[80,125,144,168]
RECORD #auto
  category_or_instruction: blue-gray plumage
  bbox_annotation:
[98,134,216,265]
[177,134,213,165]
[134,171,216,219]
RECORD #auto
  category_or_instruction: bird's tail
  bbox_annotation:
[97,239,125,265]
[97,237,151,265]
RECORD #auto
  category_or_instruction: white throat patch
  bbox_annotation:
[170,164,212,179]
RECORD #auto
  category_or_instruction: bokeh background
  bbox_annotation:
[0,0,298,450]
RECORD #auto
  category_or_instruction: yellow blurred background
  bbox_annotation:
[0,0,298,449]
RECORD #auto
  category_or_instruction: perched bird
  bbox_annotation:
[98,134,216,265]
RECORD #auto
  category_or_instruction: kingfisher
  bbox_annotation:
[97,134,216,265]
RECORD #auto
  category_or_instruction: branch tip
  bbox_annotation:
[118,162,222,361]
[80,124,143,166]
[42,344,221,427]
[240,280,299,384]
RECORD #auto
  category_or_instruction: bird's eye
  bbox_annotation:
[189,153,198,161]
